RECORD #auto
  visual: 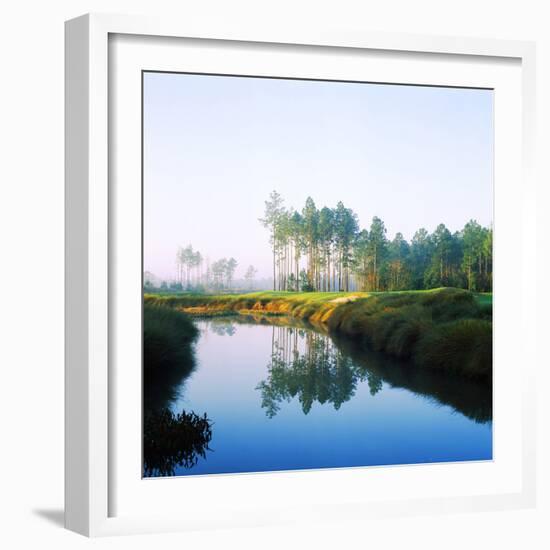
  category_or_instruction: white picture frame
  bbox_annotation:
[65,12,537,537]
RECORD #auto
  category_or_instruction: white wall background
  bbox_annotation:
[0,1,547,548]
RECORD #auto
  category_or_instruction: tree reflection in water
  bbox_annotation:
[209,322,237,337]
[256,325,382,418]
[249,317,491,423]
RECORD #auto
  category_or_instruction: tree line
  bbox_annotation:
[174,245,240,290]
[142,245,259,292]
[260,191,492,293]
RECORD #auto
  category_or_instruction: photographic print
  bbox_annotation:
[142,72,493,478]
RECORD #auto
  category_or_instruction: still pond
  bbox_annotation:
[150,315,492,476]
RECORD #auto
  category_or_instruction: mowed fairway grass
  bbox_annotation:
[145,288,492,381]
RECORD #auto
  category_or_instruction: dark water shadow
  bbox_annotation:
[144,343,197,412]
[331,333,492,423]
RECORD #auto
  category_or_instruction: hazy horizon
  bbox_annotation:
[144,72,493,282]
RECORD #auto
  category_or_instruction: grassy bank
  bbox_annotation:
[325,289,492,379]
[145,288,492,380]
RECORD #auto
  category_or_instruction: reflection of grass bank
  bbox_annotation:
[145,288,492,380]
[143,303,199,409]
[143,304,214,477]
[331,334,492,423]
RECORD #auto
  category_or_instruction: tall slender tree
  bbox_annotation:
[425,224,454,287]
[226,258,238,289]
[244,265,258,290]
[386,232,411,290]
[289,211,304,291]
[366,217,388,291]
[260,191,285,291]
[410,228,432,289]
[318,207,335,291]
[461,220,483,290]
[302,197,319,290]
[352,229,370,291]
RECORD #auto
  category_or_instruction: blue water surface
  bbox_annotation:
[167,318,492,476]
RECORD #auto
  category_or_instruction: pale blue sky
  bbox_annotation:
[144,72,493,281]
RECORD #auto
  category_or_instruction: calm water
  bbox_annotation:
[157,316,492,476]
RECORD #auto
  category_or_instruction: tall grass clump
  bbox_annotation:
[385,316,432,360]
[415,319,492,378]
[327,288,492,380]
